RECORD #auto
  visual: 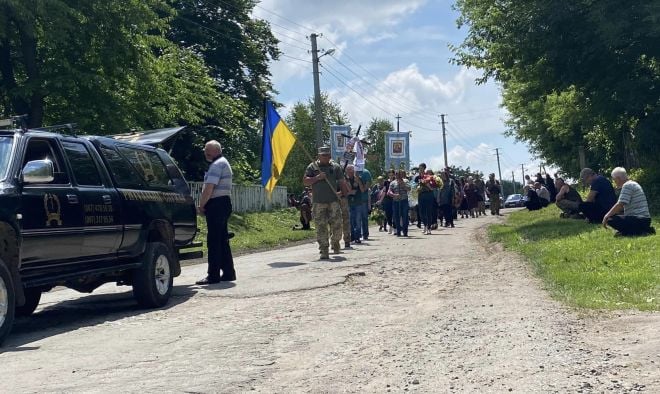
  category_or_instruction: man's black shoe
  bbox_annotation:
[196,277,220,285]
[219,276,236,282]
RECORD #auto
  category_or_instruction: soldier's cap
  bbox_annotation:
[489,173,496,177]
[318,146,331,155]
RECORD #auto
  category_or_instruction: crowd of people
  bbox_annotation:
[193,141,656,285]
[301,146,505,259]
[521,167,656,237]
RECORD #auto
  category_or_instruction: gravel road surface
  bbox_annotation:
[2,212,658,393]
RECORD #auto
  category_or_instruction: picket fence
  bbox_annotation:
[188,182,288,213]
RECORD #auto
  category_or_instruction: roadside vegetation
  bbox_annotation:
[490,206,659,311]
[194,208,315,255]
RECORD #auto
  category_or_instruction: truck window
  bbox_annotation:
[22,138,69,184]
[98,146,145,189]
[116,146,171,189]
[62,141,103,186]
[0,136,13,180]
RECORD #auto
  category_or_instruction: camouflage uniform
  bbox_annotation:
[486,177,501,215]
[305,148,345,258]
[313,201,343,255]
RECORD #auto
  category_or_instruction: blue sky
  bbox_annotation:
[254,0,549,184]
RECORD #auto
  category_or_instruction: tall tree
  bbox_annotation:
[452,0,660,179]
[276,95,349,195]
[364,118,393,177]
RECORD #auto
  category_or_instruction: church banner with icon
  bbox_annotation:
[330,125,352,164]
[385,131,410,171]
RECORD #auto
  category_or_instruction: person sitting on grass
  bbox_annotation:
[555,177,583,218]
[602,167,656,237]
[534,182,551,208]
[578,168,617,224]
[524,185,542,211]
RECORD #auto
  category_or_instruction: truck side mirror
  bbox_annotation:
[22,159,54,184]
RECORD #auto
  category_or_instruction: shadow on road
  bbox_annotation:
[269,262,307,269]
[1,284,198,352]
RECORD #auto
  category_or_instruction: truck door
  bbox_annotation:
[20,138,85,264]
[61,140,121,258]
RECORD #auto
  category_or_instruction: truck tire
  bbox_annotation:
[15,288,41,317]
[0,261,16,346]
[132,242,174,308]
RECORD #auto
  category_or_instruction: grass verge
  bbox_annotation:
[194,208,315,255]
[489,206,659,311]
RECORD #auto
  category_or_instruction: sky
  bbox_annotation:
[253,0,550,188]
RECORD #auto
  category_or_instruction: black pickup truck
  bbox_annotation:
[0,122,199,344]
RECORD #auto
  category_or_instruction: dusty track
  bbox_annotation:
[2,213,658,393]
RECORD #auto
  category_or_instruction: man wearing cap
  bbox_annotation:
[485,173,502,216]
[578,168,617,223]
[303,146,347,259]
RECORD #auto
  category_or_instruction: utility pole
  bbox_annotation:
[512,171,516,194]
[395,114,401,132]
[440,114,448,169]
[494,148,503,195]
[310,33,323,148]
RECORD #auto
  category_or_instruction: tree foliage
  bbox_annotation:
[277,94,348,195]
[364,118,392,177]
[0,0,279,183]
[452,0,660,182]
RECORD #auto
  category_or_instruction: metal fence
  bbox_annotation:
[188,182,288,213]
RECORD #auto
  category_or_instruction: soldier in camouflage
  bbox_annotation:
[303,146,346,260]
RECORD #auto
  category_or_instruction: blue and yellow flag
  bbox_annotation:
[261,100,296,195]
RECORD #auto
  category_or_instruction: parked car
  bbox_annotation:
[0,119,200,344]
[504,193,526,208]
[484,196,504,209]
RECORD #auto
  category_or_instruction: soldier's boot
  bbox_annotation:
[319,249,330,260]
[332,241,341,254]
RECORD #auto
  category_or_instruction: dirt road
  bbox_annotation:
[2,213,659,393]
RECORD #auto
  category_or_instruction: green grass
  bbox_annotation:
[489,206,660,311]
[194,208,315,254]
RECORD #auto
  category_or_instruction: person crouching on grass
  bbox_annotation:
[602,167,656,237]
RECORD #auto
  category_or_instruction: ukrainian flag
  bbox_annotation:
[261,100,296,195]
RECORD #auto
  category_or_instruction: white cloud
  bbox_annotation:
[427,143,496,172]
[254,0,427,36]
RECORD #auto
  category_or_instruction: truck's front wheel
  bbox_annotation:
[0,261,16,346]
[132,242,174,308]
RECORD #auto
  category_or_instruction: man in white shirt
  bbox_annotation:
[602,167,655,236]
[534,182,550,208]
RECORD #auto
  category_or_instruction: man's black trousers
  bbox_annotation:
[206,196,235,280]
[607,215,653,236]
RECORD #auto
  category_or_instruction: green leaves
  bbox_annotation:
[453,0,660,184]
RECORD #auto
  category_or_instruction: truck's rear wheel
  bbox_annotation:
[132,242,173,308]
[15,288,41,317]
[0,262,16,346]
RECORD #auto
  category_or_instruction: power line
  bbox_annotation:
[280,53,312,63]
[325,57,440,123]
[320,64,395,119]
[278,41,310,52]
[253,3,318,32]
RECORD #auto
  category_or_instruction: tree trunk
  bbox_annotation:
[0,38,30,117]
[10,6,44,127]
